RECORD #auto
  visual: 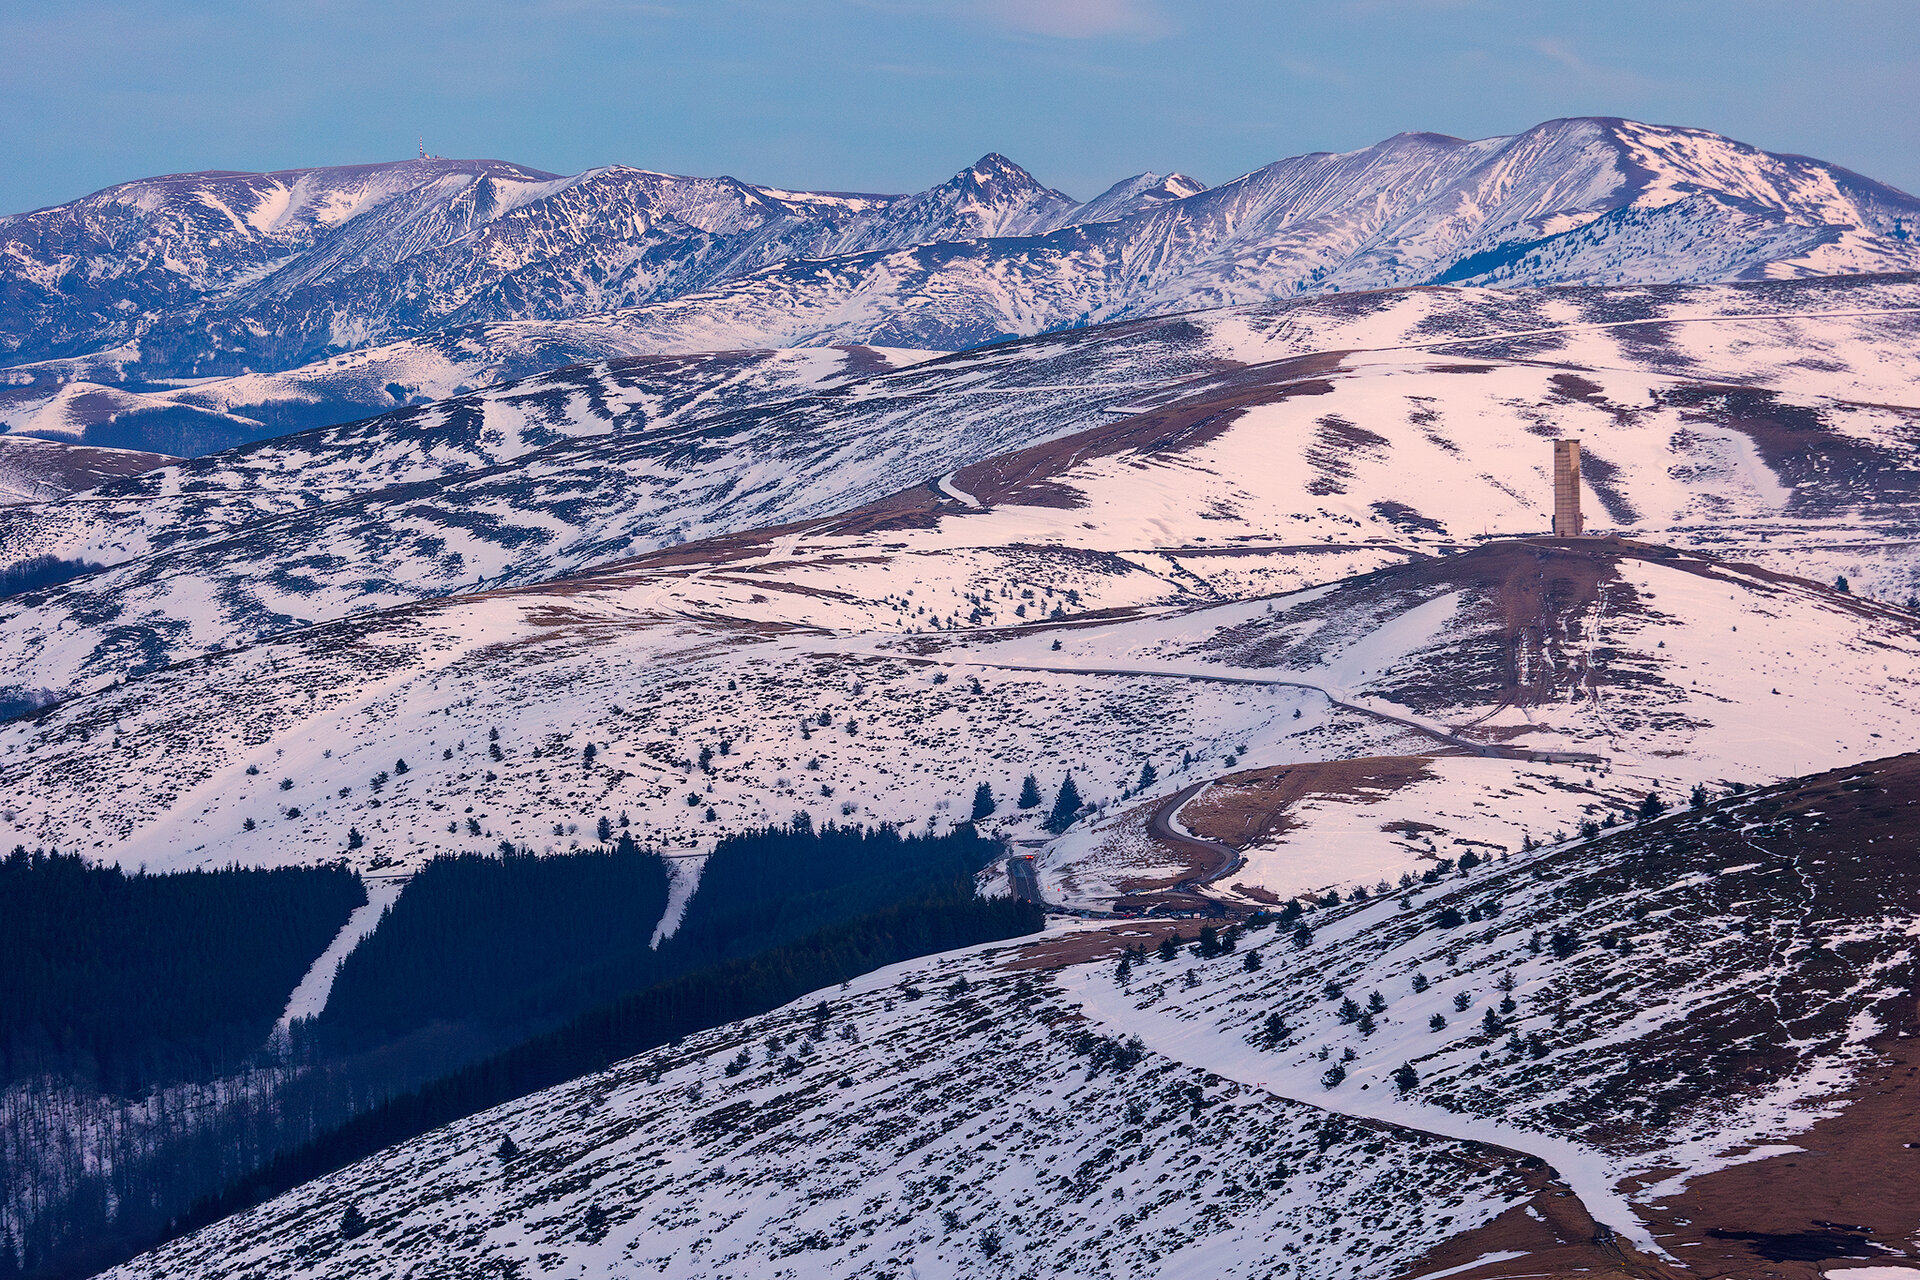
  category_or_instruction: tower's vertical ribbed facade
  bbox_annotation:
[1552,439,1584,537]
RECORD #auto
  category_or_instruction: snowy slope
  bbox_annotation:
[3,273,1916,720]
[0,435,170,505]
[103,932,1533,1280]
[0,153,1065,385]
[1064,754,1920,1265]
[104,752,1920,1279]
[0,309,1246,709]
[5,290,1918,886]
[6,118,1918,404]
[1055,171,1208,226]
[0,344,938,567]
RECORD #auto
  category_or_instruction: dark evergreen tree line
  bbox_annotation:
[0,849,363,1090]
[320,834,669,1044]
[7,822,1018,1279]
[319,821,997,1046]
[0,556,106,601]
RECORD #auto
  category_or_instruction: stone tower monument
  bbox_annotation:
[1552,439,1584,537]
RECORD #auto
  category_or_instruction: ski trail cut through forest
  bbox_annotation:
[273,878,405,1034]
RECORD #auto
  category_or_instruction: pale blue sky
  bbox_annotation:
[2,0,1915,214]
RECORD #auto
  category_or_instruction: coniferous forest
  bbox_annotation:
[320,834,671,1044]
[171,889,1043,1261]
[319,820,996,1046]
[2,822,1034,1280]
[0,849,363,1089]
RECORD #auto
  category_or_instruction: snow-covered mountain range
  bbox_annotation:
[6,118,1919,457]
[11,117,1920,1280]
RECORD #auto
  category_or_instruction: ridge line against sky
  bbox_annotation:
[0,0,1916,216]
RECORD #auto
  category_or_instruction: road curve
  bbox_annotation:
[1148,782,1242,884]
[1133,781,1244,915]
[1005,849,1043,904]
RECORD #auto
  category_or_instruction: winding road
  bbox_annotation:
[1143,781,1244,912]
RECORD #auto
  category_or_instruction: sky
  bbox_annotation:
[2,0,1916,214]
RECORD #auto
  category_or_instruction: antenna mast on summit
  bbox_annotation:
[418,137,427,160]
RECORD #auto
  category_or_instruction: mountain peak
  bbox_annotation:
[855,153,1079,243]
[953,152,1056,197]
[1058,171,1208,227]
[965,151,1027,175]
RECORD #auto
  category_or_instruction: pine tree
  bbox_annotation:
[393,758,409,775]
[496,1133,520,1161]
[340,1203,369,1239]
[346,826,364,850]
[1046,773,1083,832]
[971,782,995,820]
[1392,1062,1418,1093]
[1017,774,1042,809]
[1156,933,1180,962]
[1689,782,1708,810]
[1637,791,1666,821]
[596,815,613,843]
[1137,760,1157,789]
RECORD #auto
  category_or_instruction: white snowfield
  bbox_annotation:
[3,280,1918,917]
[2,274,1917,716]
[10,127,1920,1280]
